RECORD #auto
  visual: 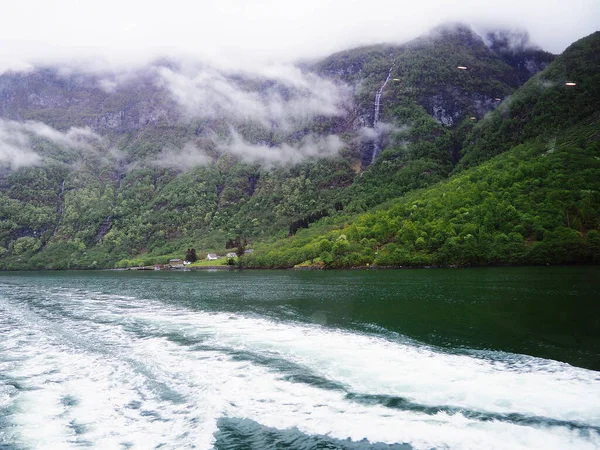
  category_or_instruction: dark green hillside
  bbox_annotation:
[484,29,555,86]
[458,31,600,169]
[0,149,357,269]
[242,31,600,269]
[243,123,600,268]
[321,25,555,209]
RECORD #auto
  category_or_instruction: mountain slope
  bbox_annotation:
[458,31,600,169]
[242,32,600,268]
[1,25,587,270]
[320,24,555,209]
[243,122,600,268]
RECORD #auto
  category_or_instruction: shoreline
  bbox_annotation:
[1,261,596,272]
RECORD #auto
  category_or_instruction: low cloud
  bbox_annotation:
[96,69,149,93]
[358,122,407,161]
[153,142,212,171]
[359,122,403,141]
[218,130,345,166]
[22,122,101,150]
[483,28,541,54]
[0,125,41,169]
[151,130,346,170]
[0,119,103,169]
[157,64,352,131]
[0,61,34,76]
[98,78,119,94]
[539,79,557,89]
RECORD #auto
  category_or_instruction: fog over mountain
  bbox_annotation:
[1,1,594,171]
[0,119,102,169]
[2,0,598,72]
[157,64,352,129]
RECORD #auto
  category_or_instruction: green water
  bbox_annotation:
[9,265,598,369]
[1,266,599,449]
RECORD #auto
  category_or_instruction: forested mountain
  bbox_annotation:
[245,31,600,268]
[0,25,597,270]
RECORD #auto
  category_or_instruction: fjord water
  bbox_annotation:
[0,267,599,449]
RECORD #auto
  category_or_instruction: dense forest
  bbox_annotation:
[0,26,598,270]
[243,31,600,268]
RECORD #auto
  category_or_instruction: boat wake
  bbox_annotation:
[0,282,599,449]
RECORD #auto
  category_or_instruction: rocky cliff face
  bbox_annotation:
[0,68,179,134]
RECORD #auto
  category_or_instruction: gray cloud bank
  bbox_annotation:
[1,1,598,73]
[220,131,345,166]
[148,62,352,168]
[0,60,352,171]
[157,64,352,130]
[153,132,345,171]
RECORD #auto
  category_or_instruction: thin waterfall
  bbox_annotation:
[371,64,394,164]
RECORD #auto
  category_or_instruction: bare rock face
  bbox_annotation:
[0,67,180,133]
[424,90,498,127]
[430,94,458,126]
[96,111,124,129]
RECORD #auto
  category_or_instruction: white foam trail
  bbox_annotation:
[0,298,220,449]
[131,307,600,427]
[1,286,599,450]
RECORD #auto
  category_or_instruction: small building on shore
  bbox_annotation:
[169,258,185,268]
[207,253,219,261]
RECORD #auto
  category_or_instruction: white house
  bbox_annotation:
[207,253,219,261]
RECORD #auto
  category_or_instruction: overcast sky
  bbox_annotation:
[1,0,598,71]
